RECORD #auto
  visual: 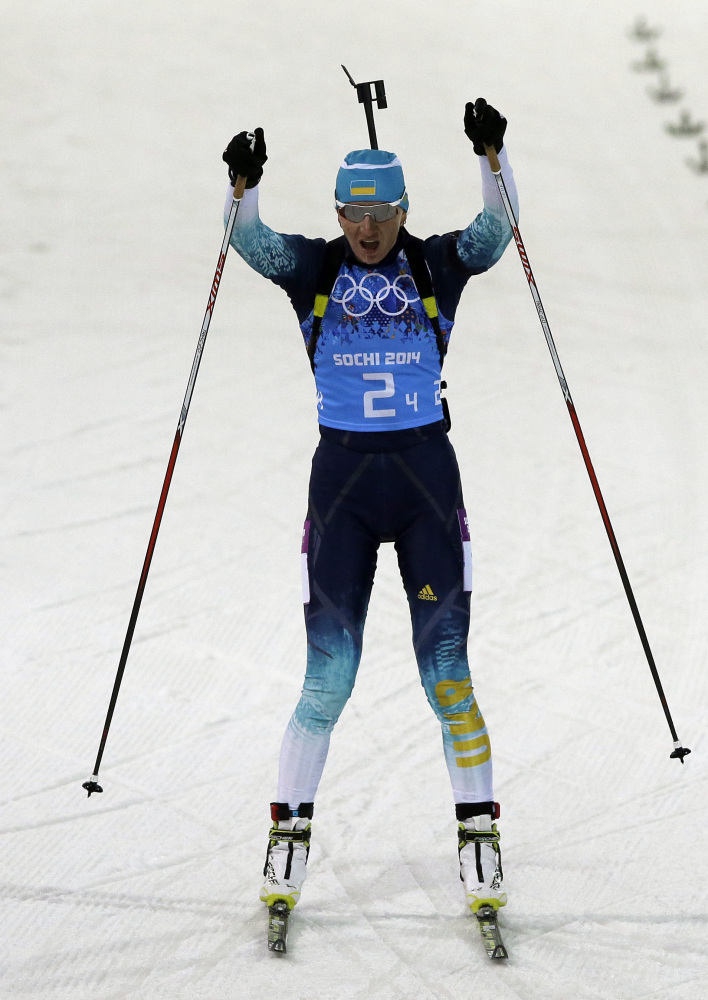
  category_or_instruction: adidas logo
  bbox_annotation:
[418,584,438,601]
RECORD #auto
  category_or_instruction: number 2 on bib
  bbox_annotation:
[362,373,396,418]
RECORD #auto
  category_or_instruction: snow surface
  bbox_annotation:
[2,1,708,997]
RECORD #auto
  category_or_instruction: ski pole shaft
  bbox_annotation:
[484,143,690,763]
[82,174,249,796]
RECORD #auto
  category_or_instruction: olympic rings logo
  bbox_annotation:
[331,271,420,318]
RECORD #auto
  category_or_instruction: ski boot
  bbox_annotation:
[457,801,507,913]
[260,802,313,911]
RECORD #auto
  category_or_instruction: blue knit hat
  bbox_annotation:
[335,149,409,211]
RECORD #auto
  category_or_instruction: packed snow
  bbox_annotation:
[1,1,707,997]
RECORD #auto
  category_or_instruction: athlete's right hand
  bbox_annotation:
[222,128,268,188]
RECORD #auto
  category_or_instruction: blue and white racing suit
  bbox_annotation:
[227,148,518,809]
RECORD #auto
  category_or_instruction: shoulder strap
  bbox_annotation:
[401,233,447,369]
[402,233,451,430]
[307,236,347,373]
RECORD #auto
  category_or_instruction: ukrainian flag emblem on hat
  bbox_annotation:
[350,179,377,197]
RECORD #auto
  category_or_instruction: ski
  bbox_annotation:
[475,905,508,959]
[267,901,290,953]
[268,899,507,957]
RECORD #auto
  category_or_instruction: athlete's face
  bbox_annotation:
[338,205,407,266]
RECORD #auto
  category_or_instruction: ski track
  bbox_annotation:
[2,0,708,997]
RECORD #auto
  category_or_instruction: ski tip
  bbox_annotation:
[268,939,287,954]
[670,745,691,763]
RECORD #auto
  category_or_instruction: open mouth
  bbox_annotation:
[360,239,380,253]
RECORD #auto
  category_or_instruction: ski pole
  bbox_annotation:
[82,169,250,797]
[482,131,690,764]
[341,65,387,150]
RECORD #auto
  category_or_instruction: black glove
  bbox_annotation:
[222,127,268,188]
[463,99,507,156]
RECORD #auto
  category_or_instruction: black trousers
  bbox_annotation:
[280,420,493,805]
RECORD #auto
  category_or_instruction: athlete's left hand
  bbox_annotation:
[464,99,507,156]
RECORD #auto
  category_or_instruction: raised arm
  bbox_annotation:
[224,183,299,280]
[222,129,299,279]
[456,99,519,271]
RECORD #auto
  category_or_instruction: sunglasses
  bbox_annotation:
[336,201,403,223]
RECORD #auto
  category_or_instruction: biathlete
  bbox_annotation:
[222,98,518,917]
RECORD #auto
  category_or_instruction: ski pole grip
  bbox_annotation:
[484,144,501,174]
[233,175,248,199]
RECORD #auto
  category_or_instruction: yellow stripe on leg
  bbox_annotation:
[435,678,473,708]
[455,734,491,767]
[446,707,486,736]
